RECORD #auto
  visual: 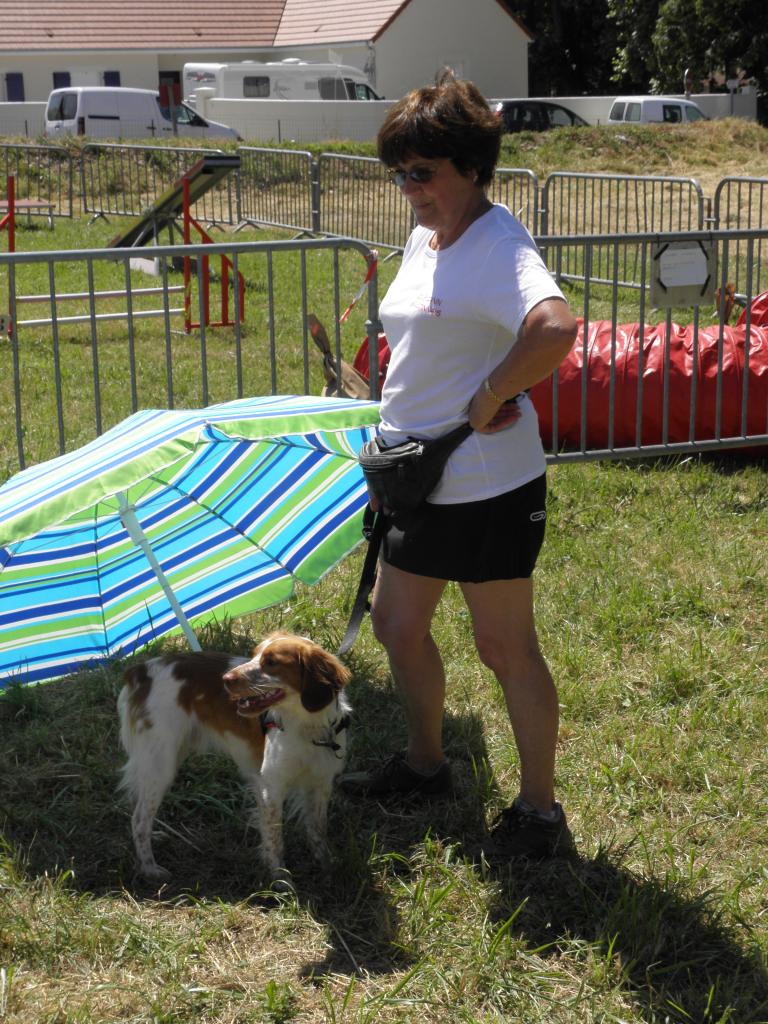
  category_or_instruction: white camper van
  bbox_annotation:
[183,59,382,103]
[44,87,240,141]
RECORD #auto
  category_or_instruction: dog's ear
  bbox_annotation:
[299,646,352,712]
[123,662,149,685]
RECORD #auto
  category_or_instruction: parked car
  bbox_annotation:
[44,86,241,141]
[607,96,707,125]
[492,99,588,133]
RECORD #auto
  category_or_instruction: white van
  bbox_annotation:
[607,96,707,125]
[183,59,382,104]
[44,87,240,141]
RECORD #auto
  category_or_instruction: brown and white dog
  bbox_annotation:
[118,631,352,885]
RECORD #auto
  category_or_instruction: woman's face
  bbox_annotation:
[390,155,481,239]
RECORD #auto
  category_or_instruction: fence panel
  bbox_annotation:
[713,177,768,296]
[2,228,766,478]
[236,147,316,233]
[0,144,74,218]
[318,154,414,249]
[535,228,768,461]
[318,159,538,249]
[489,169,539,235]
[0,237,381,473]
[80,143,238,227]
[541,172,705,288]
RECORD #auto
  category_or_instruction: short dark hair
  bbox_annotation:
[377,70,501,187]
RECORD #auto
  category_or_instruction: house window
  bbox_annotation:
[53,72,71,90]
[243,75,270,97]
[103,70,121,86]
[5,73,25,102]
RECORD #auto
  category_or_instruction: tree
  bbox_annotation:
[501,0,618,96]
[652,0,768,98]
[607,0,661,91]
[502,0,766,122]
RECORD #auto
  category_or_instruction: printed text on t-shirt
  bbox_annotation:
[415,295,442,317]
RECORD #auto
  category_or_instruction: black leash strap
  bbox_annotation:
[337,505,384,658]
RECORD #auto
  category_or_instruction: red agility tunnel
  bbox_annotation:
[530,312,768,451]
[352,294,768,452]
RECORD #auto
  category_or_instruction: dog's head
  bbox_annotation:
[222,631,351,717]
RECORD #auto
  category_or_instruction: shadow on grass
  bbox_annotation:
[290,670,496,980]
[334,674,768,1019]
[0,657,490,980]
[4,654,764,1014]
[479,845,768,1024]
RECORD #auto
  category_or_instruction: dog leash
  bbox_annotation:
[337,504,384,658]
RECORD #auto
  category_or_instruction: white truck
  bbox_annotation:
[44,86,240,141]
[183,59,382,104]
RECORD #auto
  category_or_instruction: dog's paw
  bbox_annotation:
[269,867,296,895]
[139,864,172,884]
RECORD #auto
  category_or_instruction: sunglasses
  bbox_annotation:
[387,166,437,187]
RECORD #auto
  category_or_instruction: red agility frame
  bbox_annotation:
[182,177,245,334]
[1,176,16,253]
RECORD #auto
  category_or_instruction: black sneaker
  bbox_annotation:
[338,753,452,799]
[480,798,574,861]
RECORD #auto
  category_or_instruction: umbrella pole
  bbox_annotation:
[118,493,202,652]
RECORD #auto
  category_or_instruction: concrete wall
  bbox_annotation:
[197,96,395,144]
[199,90,757,145]
[375,0,529,99]
[0,102,45,138]
[1,90,757,146]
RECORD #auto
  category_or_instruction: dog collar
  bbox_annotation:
[312,713,351,756]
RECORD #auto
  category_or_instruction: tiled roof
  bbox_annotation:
[2,1,286,51]
[2,0,531,51]
[274,0,406,46]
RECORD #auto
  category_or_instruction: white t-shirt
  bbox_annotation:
[378,203,566,504]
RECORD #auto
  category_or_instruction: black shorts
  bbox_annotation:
[381,473,547,582]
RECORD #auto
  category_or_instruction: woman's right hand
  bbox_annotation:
[469,389,522,433]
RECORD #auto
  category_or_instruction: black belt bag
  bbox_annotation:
[358,422,473,513]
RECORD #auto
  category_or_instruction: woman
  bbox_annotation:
[339,73,578,861]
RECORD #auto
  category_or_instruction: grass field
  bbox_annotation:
[1,456,765,1023]
[1,123,767,1023]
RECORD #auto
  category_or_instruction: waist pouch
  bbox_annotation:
[358,422,473,513]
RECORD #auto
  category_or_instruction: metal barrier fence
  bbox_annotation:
[540,172,706,288]
[237,146,317,234]
[80,143,239,227]
[490,168,540,236]
[0,143,75,218]
[317,153,413,249]
[541,172,705,235]
[1,229,765,478]
[3,140,768,270]
[537,228,768,461]
[0,236,381,472]
[713,177,768,296]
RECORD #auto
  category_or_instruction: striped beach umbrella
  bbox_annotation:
[0,394,380,686]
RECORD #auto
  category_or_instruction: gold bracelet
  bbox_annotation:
[483,376,504,404]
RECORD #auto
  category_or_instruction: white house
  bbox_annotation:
[0,0,532,105]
